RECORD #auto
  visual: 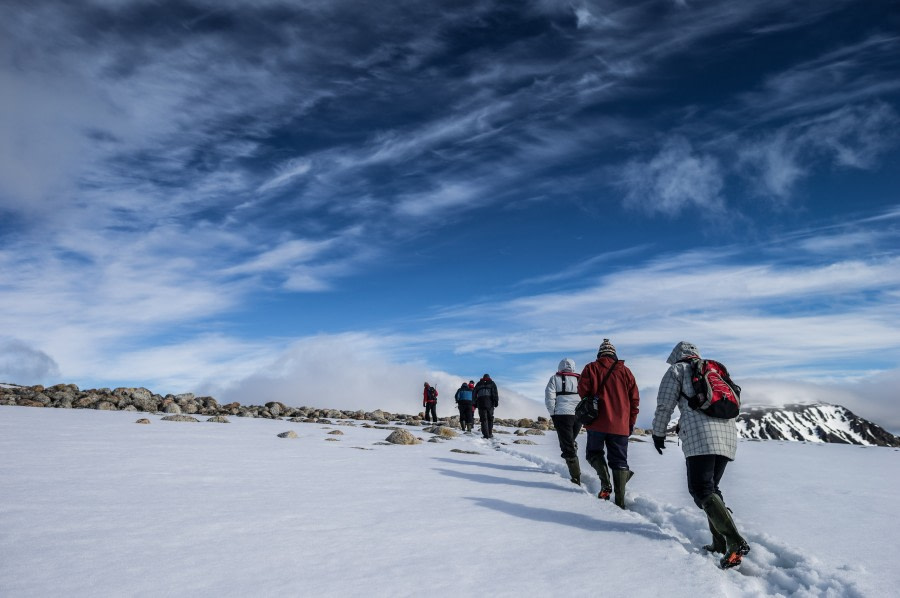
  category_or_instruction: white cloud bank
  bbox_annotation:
[204,333,546,420]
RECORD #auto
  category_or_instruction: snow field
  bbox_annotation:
[1,406,896,597]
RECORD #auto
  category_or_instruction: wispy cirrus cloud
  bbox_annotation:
[738,103,900,199]
[618,137,724,215]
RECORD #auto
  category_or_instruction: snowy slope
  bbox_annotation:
[737,403,900,447]
[1,406,896,597]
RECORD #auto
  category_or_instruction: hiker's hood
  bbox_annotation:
[557,358,576,373]
[666,341,701,365]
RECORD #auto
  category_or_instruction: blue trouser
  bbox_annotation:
[686,454,730,508]
[585,431,629,470]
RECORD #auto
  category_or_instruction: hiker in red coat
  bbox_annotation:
[577,339,640,508]
[423,382,438,424]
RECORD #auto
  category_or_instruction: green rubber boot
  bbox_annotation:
[703,516,726,554]
[701,494,750,568]
[587,453,612,499]
[564,457,581,485]
[612,468,634,509]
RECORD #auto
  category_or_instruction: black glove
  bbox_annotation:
[652,435,666,455]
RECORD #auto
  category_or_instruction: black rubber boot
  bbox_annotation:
[612,468,634,509]
[564,457,581,485]
[587,453,612,499]
[702,494,750,568]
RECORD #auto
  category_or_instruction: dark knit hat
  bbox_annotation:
[597,338,617,358]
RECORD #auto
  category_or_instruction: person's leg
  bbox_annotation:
[711,454,729,501]
[605,434,633,509]
[551,415,577,459]
[689,455,749,566]
[586,431,612,497]
[604,434,630,471]
[478,407,490,438]
[486,407,495,437]
[552,415,581,484]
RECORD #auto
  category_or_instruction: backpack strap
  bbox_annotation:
[597,359,619,395]
[557,373,578,395]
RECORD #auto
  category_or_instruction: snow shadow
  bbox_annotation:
[434,468,573,493]
[433,457,554,474]
[466,496,672,540]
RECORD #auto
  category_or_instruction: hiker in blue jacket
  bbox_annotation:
[454,382,474,433]
[545,358,582,484]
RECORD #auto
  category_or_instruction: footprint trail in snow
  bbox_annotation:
[461,433,865,598]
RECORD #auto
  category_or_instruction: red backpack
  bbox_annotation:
[680,359,741,419]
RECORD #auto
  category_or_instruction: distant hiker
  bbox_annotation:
[473,374,499,439]
[423,382,438,424]
[455,382,475,433]
[577,339,640,508]
[650,341,751,569]
[545,358,583,485]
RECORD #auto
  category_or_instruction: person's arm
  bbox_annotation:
[544,376,557,414]
[651,367,680,438]
[628,372,640,431]
[577,364,595,398]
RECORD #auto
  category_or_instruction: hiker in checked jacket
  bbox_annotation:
[651,341,751,569]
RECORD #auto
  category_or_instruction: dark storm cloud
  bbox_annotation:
[0,339,60,384]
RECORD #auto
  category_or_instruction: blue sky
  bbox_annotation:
[2,0,899,430]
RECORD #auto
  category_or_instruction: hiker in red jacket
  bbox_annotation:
[577,339,640,508]
[423,382,438,424]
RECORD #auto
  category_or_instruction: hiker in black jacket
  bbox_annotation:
[473,374,499,439]
[423,382,438,424]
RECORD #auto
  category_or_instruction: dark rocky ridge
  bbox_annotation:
[736,403,900,447]
[0,382,554,430]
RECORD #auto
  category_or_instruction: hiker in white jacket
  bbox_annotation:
[545,357,582,484]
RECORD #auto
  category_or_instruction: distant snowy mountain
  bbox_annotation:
[736,403,900,447]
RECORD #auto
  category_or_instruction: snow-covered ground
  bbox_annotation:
[1,406,896,597]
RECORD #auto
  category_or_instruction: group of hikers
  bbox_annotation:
[422,374,499,438]
[544,338,750,570]
[425,338,751,570]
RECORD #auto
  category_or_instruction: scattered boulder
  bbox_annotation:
[450,449,481,455]
[524,429,545,436]
[325,437,340,442]
[328,430,344,435]
[385,429,421,445]
[162,402,182,415]
[434,426,458,439]
[135,418,151,424]
[206,416,230,423]
[513,439,537,445]
[161,415,199,422]
[277,431,298,439]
